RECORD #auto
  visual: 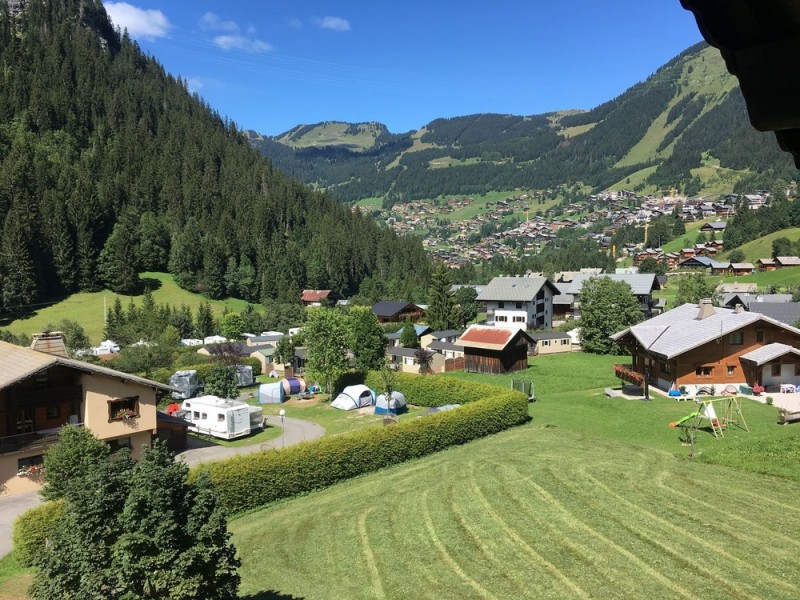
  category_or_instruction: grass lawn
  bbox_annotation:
[720,227,800,262]
[188,424,282,448]
[0,272,260,344]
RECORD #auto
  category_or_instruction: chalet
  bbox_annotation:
[301,290,336,306]
[0,335,174,497]
[718,282,758,294]
[721,293,792,311]
[386,324,432,347]
[420,329,461,349]
[457,325,534,374]
[610,300,800,395]
[748,302,800,328]
[371,301,425,324]
[386,347,442,374]
[566,273,661,318]
[730,262,755,276]
[757,258,777,271]
[775,256,800,268]
[476,276,559,330]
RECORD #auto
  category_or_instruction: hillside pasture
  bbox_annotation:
[1,272,259,344]
[721,227,800,263]
[232,424,800,600]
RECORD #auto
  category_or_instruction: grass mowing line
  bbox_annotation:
[356,507,386,600]
[421,490,498,600]
[491,461,701,600]
[579,469,796,597]
[466,463,591,599]
[483,464,634,596]
[652,473,800,555]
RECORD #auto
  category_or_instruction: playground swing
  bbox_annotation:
[669,397,749,439]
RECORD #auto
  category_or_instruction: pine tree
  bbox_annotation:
[425,262,456,331]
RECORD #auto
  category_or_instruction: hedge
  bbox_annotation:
[364,371,502,407]
[13,499,64,567]
[192,387,528,515]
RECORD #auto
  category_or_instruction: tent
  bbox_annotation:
[374,391,408,415]
[258,382,285,404]
[424,404,461,415]
[331,385,375,411]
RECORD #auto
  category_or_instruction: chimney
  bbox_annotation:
[30,331,69,358]
[734,304,744,314]
[696,298,716,320]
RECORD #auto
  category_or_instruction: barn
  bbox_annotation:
[456,325,533,375]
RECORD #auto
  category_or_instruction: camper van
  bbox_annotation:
[180,395,263,440]
[169,370,202,400]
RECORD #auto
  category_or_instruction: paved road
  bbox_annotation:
[0,415,325,558]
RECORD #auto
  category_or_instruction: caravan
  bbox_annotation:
[180,395,263,440]
[170,370,202,400]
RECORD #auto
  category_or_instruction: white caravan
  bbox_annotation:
[180,395,263,440]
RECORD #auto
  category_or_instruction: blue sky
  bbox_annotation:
[103,1,704,136]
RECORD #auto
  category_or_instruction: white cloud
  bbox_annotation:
[105,2,171,39]
[213,35,272,53]
[199,12,239,33]
[314,16,351,32]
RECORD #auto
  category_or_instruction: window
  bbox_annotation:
[727,365,735,376]
[193,411,200,420]
[541,340,550,347]
[498,302,505,309]
[661,362,671,375]
[108,396,139,421]
[108,437,131,453]
[771,364,781,377]
[729,331,744,345]
[796,364,800,377]
[201,413,208,420]
[513,316,525,323]
[756,330,764,343]
[515,302,523,309]
[496,315,508,322]
[561,339,569,345]
[217,413,225,422]
[695,366,713,377]
[46,405,60,420]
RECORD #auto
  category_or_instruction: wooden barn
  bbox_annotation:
[456,325,533,374]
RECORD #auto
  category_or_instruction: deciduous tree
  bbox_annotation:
[579,277,642,354]
[304,307,350,396]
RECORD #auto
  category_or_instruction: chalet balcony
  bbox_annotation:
[613,364,645,385]
[0,424,82,455]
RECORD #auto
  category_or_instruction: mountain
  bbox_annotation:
[248,43,798,205]
[0,0,431,316]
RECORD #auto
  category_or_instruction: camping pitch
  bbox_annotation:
[374,391,408,415]
[331,385,375,411]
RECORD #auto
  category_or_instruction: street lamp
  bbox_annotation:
[279,409,286,448]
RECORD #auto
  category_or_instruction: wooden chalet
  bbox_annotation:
[456,325,533,374]
[371,301,425,324]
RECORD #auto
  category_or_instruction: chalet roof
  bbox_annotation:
[0,340,175,392]
[731,263,754,270]
[758,258,777,265]
[372,300,418,318]
[529,332,571,341]
[427,341,464,352]
[611,303,800,360]
[301,289,333,302]
[776,256,800,266]
[387,347,433,359]
[747,302,800,327]
[456,325,534,351]
[566,273,659,296]
[476,277,559,302]
[740,343,800,366]
[428,329,462,339]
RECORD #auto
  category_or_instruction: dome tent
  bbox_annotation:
[374,391,407,415]
[331,385,375,411]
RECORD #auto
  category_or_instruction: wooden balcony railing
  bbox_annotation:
[614,364,645,385]
[0,423,83,455]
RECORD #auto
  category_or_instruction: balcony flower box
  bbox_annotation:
[614,364,644,384]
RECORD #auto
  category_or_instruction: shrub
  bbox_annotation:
[766,396,774,405]
[238,356,263,377]
[193,389,528,514]
[364,371,498,407]
[13,499,64,567]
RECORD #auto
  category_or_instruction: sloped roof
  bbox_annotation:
[529,332,571,341]
[611,303,800,360]
[428,329,462,339]
[0,340,175,392]
[740,343,800,366]
[301,289,333,302]
[372,300,417,318]
[776,256,800,266]
[566,273,659,296]
[427,341,463,352]
[747,302,800,327]
[476,277,558,302]
[457,325,533,351]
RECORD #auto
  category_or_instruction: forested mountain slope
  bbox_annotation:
[0,0,430,317]
[249,43,797,205]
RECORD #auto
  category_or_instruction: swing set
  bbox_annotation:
[669,397,749,439]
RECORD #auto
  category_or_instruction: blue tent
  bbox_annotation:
[374,391,407,415]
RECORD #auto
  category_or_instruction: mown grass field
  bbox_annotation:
[0,272,260,344]
[720,227,800,262]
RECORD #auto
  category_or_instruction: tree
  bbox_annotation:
[41,424,112,501]
[453,286,479,329]
[204,364,238,399]
[772,236,792,259]
[220,312,245,340]
[426,263,456,331]
[638,257,665,275]
[46,319,90,357]
[415,347,434,374]
[579,277,643,354]
[34,435,240,599]
[727,249,746,263]
[347,306,386,372]
[675,273,719,306]
[195,301,216,338]
[399,318,419,348]
[275,335,297,367]
[98,217,141,294]
[304,308,350,396]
